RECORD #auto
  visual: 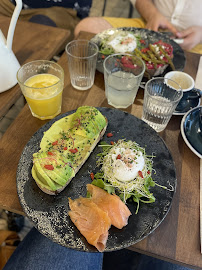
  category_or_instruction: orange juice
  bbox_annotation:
[24,74,63,120]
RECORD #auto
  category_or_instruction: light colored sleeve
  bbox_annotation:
[130,0,136,6]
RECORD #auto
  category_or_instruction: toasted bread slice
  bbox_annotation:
[32,107,108,195]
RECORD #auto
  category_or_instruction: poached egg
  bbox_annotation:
[107,31,137,53]
[111,147,145,182]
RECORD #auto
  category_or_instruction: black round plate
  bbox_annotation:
[91,27,186,75]
[16,108,177,252]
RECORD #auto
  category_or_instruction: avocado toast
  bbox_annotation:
[32,106,108,195]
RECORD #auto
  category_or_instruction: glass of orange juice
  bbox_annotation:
[17,60,64,120]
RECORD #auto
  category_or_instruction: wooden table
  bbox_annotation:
[0,15,70,118]
[0,31,201,270]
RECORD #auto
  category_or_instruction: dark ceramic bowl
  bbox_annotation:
[174,88,202,115]
[181,106,202,158]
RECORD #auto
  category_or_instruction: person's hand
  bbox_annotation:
[146,12,177,35]
[176,26,202,50]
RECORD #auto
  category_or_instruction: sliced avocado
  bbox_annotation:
[91,110,107,131]
[71,107,106,139]
[33,160,58,191]
[44,165,74,187]
[32,167,62,191]
[33,151,75,188]
[40,107,107,151]
[32,167,50,190]
[77,106,107,131]
[40,114,75,150]
[32,106,107,193]
[71,119,99,139]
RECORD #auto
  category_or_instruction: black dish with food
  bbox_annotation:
[16,107,177,252]
[91,27,186,78]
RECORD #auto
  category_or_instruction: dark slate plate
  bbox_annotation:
[181,106,202,158]
[91,27,186,75]
[16,107,177,252]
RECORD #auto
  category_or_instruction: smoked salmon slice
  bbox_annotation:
[68,197,111,252]
[87,184,131,229]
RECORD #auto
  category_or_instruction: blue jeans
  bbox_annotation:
[3,227,103,270]
[4,227,191,270]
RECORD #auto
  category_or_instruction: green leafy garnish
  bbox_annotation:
[90,139,158,214]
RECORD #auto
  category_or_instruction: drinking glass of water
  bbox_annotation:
[103,54,145,108]
[142,77,183,132]
[65,40,98,90]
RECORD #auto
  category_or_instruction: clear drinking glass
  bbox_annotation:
[65,40,98,90]
[17,60,64,120]
[103,53,145,108]
[142,77,183,132]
